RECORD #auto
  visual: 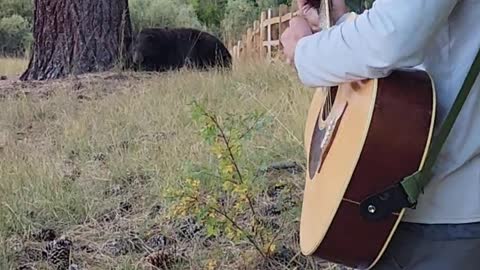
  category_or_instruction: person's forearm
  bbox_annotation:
[294,0,459,87]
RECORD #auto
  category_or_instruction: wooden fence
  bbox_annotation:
[228,4,301,61]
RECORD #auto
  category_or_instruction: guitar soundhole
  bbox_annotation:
[308,115,325,179]
[308,86,344,180]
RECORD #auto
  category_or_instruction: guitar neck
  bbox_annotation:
[325,0,335,28]
[305,0,336,92]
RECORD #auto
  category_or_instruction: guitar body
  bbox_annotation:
[301,70,436,269]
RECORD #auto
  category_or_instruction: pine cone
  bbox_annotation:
[144,251,175,269]
[44,237,72,270]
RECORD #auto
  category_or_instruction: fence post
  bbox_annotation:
[228,40,233,56]
[253,20,260,57]
[233,3,303,62]
[290,2,299,13]
[237,40,242,59]
[278,4,289,61]
[260,11,267,58]
[279,4,289,36]
[246,27,252,57]
[267,8,273,59]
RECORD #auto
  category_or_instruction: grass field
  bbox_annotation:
[0,57,28,77]
[0,57,348,269]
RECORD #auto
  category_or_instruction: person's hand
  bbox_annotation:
[280,17,313,65]
[296,0,321,32]
[297,0,349,28]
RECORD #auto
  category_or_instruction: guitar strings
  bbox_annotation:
[326,88,330,115]
[327,87,332,116]
[329,90,332,115]
[325,88,330,118]
[323,87,335,121]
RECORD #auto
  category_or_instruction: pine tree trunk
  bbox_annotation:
[20,0,133,81]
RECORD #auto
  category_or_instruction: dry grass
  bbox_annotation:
[0,57,29,77]
[0,59,349,269]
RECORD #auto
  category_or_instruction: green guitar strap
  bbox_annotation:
[400,47,480,207]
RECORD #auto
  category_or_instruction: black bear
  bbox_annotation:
[132,27,232,72]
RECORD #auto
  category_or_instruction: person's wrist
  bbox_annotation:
[293,35,308,67]
[333,11,348,22]
[331,2,348,22]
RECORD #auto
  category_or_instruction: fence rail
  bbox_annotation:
[228,4,301,61]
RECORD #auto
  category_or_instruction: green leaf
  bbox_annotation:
[196,207,209,220]
[206,223,217,237]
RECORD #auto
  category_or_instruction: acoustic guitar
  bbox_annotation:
[299,1,436,269]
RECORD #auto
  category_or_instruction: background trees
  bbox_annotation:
[20,0,133,81]
[0,0,32,56]
[129,0,202,32]
[0,0,374,58]
[0,0,375,81]
[2,0,250,57]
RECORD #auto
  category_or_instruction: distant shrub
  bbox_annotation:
[129,0,204,32]
[189,0,227,29]
[0,0,33,23]
[256,0,290,10]
[221,0,258,42]
[0,14,32,56]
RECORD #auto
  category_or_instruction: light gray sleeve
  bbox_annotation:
[294,0,459,87]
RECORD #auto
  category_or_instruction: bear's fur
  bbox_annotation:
[132,27,232,72]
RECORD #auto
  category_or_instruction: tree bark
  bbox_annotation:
[20,0,133,81]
